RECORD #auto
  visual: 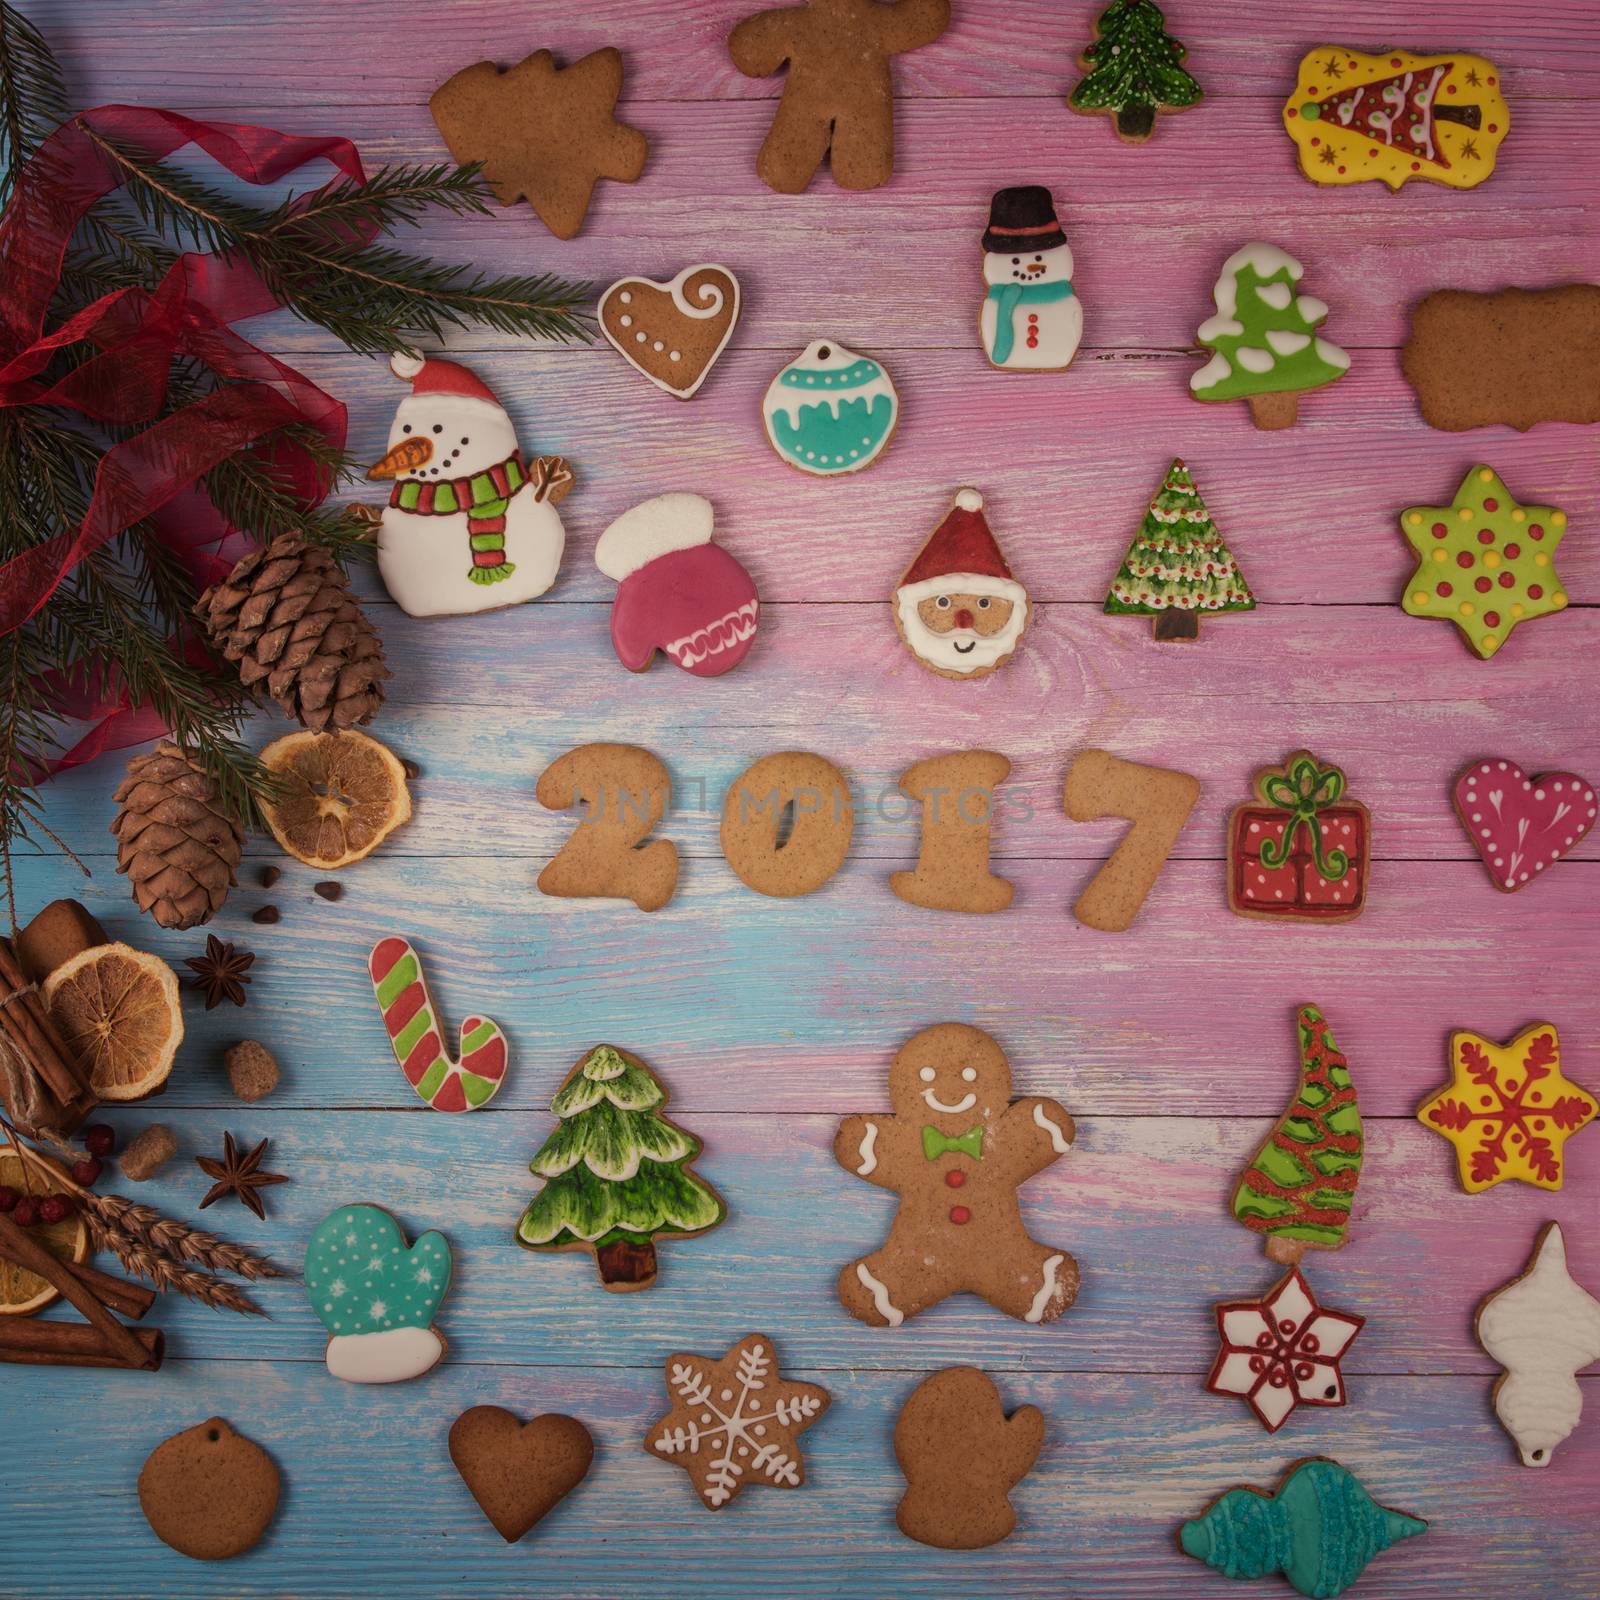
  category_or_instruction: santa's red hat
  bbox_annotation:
[897,489,1026,608]
[390,349,501,408]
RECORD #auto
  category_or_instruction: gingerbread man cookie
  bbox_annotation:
[835,1023,1079,1327]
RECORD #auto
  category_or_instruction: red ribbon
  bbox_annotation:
[0,106,370,770]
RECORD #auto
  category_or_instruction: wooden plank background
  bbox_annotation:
[4,2,1598,1596]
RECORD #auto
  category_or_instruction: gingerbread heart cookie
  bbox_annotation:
[599,265,741,399]
[1453,759,1596,893]
[448,1406,594,1542]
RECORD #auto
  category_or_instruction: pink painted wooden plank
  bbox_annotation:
[7,849,1595,1120]
[102,97,1599,357]
[37,0,1600,104]
[281,347,1600,606]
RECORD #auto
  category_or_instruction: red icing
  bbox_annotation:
[1456,551,1474,567]
[1230,798,1369,920]
[944,1169,966,1188]
[949,1206,971,1225]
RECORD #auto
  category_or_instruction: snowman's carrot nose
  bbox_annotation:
[367,435,432,479]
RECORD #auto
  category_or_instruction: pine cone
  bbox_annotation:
[195,533,389,733]
[110,742,244,930]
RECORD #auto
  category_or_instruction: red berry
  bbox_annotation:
[0,1186,17,1212]
[38,1195,73,1225]
[71,1158,103,1187]
[84,1124,116,1158]
[11,1196,40,1227]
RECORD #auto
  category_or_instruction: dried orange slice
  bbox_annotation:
[258,729,412,869]
[0,1150,88,1316]
[43,943,183,1101]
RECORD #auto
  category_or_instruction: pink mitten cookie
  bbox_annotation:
[1453,759,1595,893]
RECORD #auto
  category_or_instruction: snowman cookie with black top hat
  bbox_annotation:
[979,185,1083,371]
[367,352,573,618]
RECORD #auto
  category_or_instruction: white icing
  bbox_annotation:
[856,1122,879,1176]
[1236,347,1276,374]
[1314,335,1352,371]
[325,1325,444,1384]
[1033,1103,1073,1153]
[1209,244,1303,319]
[1296,295,1329,324]
[1266,330,1311,356]
[1025,1254,1066,1323]
[1196,315,1244,341]
[1189,352,1233,393]
[895,574,1029,676]
[1256,282,1293,311]
[955,488,983,511]
[598,264,741,400]
[980,241,1083,370]
[922,1088,977,1115]
[760,339,898,475]
[665,599,759,669]
[856,1262,904,1327]
[595,492,715,582]
[373,364,563,618]
[1478,1224,1600,1467]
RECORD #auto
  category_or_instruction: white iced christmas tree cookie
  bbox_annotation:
[1477,1222,1600,1466]
[367,352,573,617]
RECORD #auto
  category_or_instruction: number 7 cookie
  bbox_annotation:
[1063,750,1200,931]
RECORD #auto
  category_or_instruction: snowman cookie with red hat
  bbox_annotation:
[893,489,1030,679]
[594,493,760,676]
[367,352,573,618]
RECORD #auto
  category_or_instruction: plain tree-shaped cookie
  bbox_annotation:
[728,0,951,193]
[895,1368,1043,1548]
[835,1023,1079,1326]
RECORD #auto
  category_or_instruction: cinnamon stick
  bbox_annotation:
[0,1318,163,1369]
[0,938,92,1116]
[0,1234,156,1321]
[0,1211,149,1369]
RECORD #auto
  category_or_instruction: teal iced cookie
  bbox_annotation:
[1180,1458,1426,1598]
[761,339,898,476]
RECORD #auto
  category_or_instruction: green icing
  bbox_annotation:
[375,952,417,1009]
[1233,1191,1298,1222]
[303,1203,451,1338]
[1069,0,1202,138]
[1400,465,1570,660]
[1181,1459,1425,1598]
[1254,1142,1313,1188]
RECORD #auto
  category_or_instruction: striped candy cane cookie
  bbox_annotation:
[368,937,508,1112]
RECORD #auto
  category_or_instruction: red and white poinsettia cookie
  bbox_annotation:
[1206,1266,1364,1432]
[1453,759,1596,893]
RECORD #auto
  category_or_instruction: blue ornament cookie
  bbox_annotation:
[761,338,898,476]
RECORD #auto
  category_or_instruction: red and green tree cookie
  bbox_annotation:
[1400,465,1569,660]
[1068,0,1202,144]
[1191,244,1350,430]
[515,1045,725,1290]
[1232,1006,1362,1263]
[1104,458,1255,640]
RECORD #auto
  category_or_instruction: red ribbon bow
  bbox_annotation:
[0,106,369,773]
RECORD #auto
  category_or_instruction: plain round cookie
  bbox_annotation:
[138,1417,279,1560]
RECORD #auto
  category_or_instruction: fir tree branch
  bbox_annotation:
[0,0,66,209]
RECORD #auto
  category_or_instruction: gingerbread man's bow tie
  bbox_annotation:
[922,1125,984,1161]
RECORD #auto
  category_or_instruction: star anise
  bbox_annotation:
[1465,67,1482,87]
[1321,55,1343,78]
[1318,147,1338,166]
[196,1133,288,1220]
[184,935,255,1008]
[1460,138,1480,160]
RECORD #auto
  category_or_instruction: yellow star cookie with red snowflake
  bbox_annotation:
[1417,1023,1597,1192]
[1400,466,1569,660]
[644,1333,829,1509]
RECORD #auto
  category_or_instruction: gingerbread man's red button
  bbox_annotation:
[944,1169,965,1188]
[949,1206,971,1225]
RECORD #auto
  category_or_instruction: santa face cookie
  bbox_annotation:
[895,490,1029,679]
[368,352,573,618]
[761,339,897,475]
[980,186,1082,370]
[594,493,759,675]
[834,1023,1079,1327]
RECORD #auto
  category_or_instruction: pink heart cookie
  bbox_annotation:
[1453,759,1596,892]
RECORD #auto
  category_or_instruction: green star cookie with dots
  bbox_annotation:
[1400,465,1569,659]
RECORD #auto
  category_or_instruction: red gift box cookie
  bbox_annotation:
[1228,751,1370,923]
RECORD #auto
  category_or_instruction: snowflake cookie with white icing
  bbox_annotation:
[834,1023,1079,1327]
[644,1333,830,1509]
